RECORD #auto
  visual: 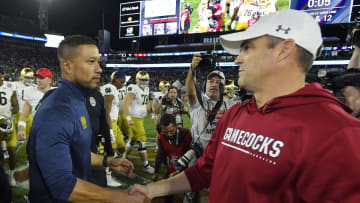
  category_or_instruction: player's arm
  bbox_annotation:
[123,92,135,125]
[154,99,162,114]
[17,100,31,140]
[186,54,202,106]
[130,172,191,199]
[152,97,159,113]
[68,178,143,202]
[103,94,114,129]
[181,13,188,31]
[147,99,152,114]
[10,91,19,114]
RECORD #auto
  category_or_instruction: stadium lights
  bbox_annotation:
[106,60,350,68]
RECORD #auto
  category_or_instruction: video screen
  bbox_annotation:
[119,0,290,38]
[119,0,359,38]
[290,0,353,24]
[180,0,289,34]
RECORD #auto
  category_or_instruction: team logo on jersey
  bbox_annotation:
[127,87,132,91]
[7,83,12,88]
[89,96,96,107]
[105,87,111,93]
[276,25,291,34]
[80,116,87,130]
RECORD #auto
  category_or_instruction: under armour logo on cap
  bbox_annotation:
[276,25,291,34]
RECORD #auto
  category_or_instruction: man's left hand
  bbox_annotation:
[109,158,134,175]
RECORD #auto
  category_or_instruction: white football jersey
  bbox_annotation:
[153,91,165,102]
[238,3,259,23]
[14,81,35,113]
[118,86,126,114]
[127,84,149,118]
[101,83,120,121]
[0,82,16,117]
[23,86,49,116]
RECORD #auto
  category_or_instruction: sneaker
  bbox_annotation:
[106,168,122,187]
[9,171,16,187]
[143,164,155,174]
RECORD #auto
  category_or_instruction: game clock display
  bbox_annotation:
[290,0,352,24]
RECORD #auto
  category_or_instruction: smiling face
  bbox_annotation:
[66,44,102,89]
[234,36,278,92]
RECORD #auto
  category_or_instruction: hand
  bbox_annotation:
[17,130,26,141]
[191,53,202,71]
[128,119,135,126]
[109,157,134,175]
[151,114,156,123]
[129,184,152,200]
[152,174,159,182]
[110,129,115,145]
[112,189,146,203]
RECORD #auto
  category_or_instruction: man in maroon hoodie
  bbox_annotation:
[130,9,360,203]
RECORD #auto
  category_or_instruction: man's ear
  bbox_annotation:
[61,59,72,74]
[276,39,296,62]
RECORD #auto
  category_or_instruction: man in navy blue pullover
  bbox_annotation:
[27,35,144,203]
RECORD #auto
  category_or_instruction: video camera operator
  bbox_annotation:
[154,86,188,128]
[344,27,360,118]
[178,53,236,203]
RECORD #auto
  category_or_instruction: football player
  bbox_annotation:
[123,71,154,174]
[152,80,170,123]
[0,67,19,186]
[17,68,53,142]
[14,68,34,137]
[101,71,127,187]
[101,71,126,155]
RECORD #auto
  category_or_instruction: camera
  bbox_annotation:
[306,68,360,101]
[161,96,172,106]
[176,142,203,170]
[197,52,217,72]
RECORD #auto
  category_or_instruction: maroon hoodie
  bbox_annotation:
[185,83,360,203]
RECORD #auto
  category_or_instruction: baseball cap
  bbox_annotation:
[220,9,322,59]
[34,68,52,79]
[207,70,225,81]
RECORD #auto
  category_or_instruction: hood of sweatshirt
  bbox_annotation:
[243,83,352,114]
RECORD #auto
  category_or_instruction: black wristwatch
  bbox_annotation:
[103,155,108,167]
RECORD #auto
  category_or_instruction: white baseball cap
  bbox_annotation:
[207,70,225,81]
[220,9,323,59]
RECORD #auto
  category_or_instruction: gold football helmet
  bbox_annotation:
[110,71,117,81]
[136,71,150,89]
[224,79,235,97]
[159,80,170,91]
[20,67,34,86]
[0,115,13,138]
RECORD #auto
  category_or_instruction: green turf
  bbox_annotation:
[276,0,290,10]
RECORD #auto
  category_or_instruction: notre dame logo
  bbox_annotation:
[80,116,87,130]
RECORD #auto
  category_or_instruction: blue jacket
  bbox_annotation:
[27,78,92,202]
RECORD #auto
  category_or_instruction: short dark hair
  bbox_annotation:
[159,114,176,127]
[266,35,316,72]
[57,35,97,61]
[168,86,178,93]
